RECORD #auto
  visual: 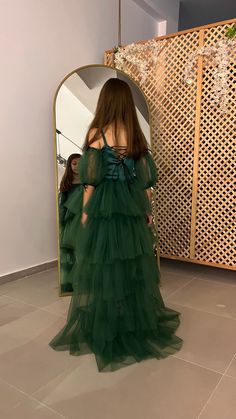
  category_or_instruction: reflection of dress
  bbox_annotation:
[59,184,83,293]
[49,131,183,371]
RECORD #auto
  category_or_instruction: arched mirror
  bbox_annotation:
[54,64,154,296]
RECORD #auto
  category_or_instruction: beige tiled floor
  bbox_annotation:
[0,260,235,419]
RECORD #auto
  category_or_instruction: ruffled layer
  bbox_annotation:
[74,214,155,264]
[63,185,84,218]
[60,248,75,293]
[59,184,84,290]
[49,271,183,372]
[73,179,155,266]
[69,253,159,299]
[60,185,83,249]
[84,178,152,218]
[50,173,183,371]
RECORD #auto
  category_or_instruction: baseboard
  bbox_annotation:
[0,260,58,286]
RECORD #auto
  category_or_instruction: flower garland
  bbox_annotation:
[114,39,167,84]
[113,24,236,113]
[184,25,236,113]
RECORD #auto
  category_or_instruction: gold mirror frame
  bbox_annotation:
[53,64,159,297]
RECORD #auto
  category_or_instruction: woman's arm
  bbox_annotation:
[145,188,153,226]
[146,187,151,202]
[83,185,95,208]
[81,185,94,225]
[81,132,102,225]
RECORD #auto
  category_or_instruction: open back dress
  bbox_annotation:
[49,130,183,372]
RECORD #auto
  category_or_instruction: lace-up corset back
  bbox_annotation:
[101,129,135,182]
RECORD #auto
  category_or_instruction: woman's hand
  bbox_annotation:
[81,211,88,226]
[146,214,153,226]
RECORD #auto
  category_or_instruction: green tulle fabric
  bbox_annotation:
[49,147,183,371]
[59,184,83,293]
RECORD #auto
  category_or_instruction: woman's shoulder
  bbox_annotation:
[88,128,103,149]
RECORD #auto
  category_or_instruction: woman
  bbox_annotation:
[59,153,82,293]
[49,78,183,371]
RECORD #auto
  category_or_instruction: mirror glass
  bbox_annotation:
[55,65,151,296]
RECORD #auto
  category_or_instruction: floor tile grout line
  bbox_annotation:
[0,303,66,335]
[0,304,62,324]
[40,307,67,318]
[162,273,202,282]
[196,375,225,419]
[173,355,236,382]
[195,277,236,288]
[0,376,68,418]
[0,291,58,309]
[160,268,206,277]
[0,294,67,319]
[161,271,236,288]
[0,294,44,310]
[37,306,67,319]
[165,300,236,322]
[161,265,234,276]
[2,285,236,323]
[31,366,77,399]
[161,278,195,299]
[171,355,224,375]
[33,356,236,405]
[1,265,235,418]
[223,352,236,376]
[196,352,236,419]
[224,373,236,380]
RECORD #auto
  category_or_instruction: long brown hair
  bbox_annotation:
[83,78,148,159]
[60,153,81,192]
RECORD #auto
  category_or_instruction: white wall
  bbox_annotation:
[56,84,93,155]
[56,84,93,189]
[0,0,170,277]
[133,0,180,34]
[152,0,180,33]
[122,0,161,44]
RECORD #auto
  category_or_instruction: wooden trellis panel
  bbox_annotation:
[194,24,236,267]
[104,19,236,270]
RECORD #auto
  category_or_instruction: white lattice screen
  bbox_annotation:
[104,19,236,270]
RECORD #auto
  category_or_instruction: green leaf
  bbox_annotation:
[225,23,236,39]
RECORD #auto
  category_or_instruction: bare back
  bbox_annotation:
[88,124,128,149]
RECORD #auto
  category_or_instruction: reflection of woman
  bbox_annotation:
[59,153,83,293]
[50,78,183,371]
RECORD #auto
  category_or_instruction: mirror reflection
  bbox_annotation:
[55,65,152,295]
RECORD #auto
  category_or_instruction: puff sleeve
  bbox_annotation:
[77,148,106,187]
[135,151,158,189]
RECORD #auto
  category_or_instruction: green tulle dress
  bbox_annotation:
[59,183,83,293]
[49,131,183,372]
